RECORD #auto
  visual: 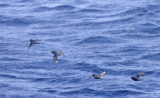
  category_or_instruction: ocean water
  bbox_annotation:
[0,0,160,97]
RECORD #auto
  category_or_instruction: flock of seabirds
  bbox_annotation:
[28,39,145,81]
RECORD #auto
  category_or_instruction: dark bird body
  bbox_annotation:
[131,73,144,81]
[91,72,106,79]
[51,51,64,64]
[28,39,39,49]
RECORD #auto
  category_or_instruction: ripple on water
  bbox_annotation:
[0,4,10,7]
[54,5,75,10]
[33,5,75,12]
[33,6,55,12]
[75,36,121,45]
[111,89,144,97]
[118,7,148,17]
[141,53,160,61]
[61,88,111,97]
[38,88,57,94]
[79,8,105,13]
[1,17,39,26]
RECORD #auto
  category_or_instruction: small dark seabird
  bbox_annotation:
[51,51,64,64]
[131,73,144,81]
[90,72,106,79]
[28,39,39,49]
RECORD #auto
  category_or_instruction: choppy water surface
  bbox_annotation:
[0,0,160,97]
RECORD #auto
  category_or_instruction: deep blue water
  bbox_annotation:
[0,0,160,97]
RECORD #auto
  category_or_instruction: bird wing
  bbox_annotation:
[54,56,58,64]
[35,40,40,44]
[98,72,106,76]
[28,43,32,49]
[56,51,63,56]
[51,51,56,55]
[136,73,144,78]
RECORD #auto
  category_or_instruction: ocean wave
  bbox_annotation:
[33,5,75,12]
[111,89,144,96]
[0,74,18,79]
[73,62,102,72]
[141,53,160,61]
[79,8,104,13]
[45,38,61,42]
[76,36,119,45]
[0,16,39,26]
[54,5,75,10]
[121,33,153,39]
[67,16,135,28]
[140,23,157,27]
[30,77,53,82]
[0,15,11,23]
[113,46,146,55]
[61,88,107,96]
[38,88,57,94]
[33,6,54,12]
[135,25,160,34]
[0,57,23,61]
[16,0,35,3]
[0,4,10,7]
[146,4,160,11]
[118,7,148,17]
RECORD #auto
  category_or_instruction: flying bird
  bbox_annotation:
[51,51,64,64]
[28,39,39,49]
[131,73,144,81]
[90,72,106,79]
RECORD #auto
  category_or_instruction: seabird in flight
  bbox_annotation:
[90,72,106,79]
[131,73,144,81]
[51,51,64,64]
[28,39,39,49]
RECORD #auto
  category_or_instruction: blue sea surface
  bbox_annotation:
[0,0,160,97]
